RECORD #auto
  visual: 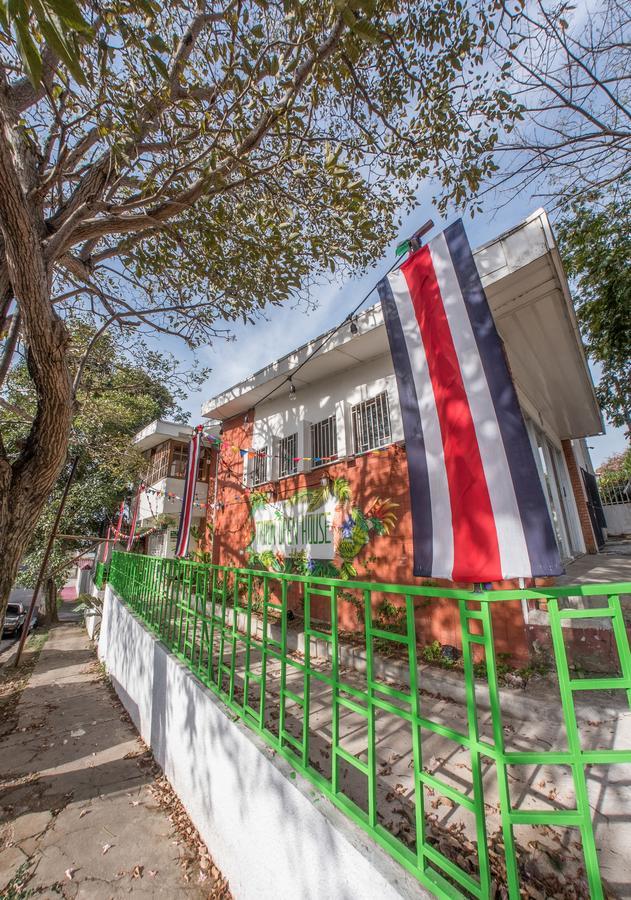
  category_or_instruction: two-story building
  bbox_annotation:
[132,419,212,557]
[199,210,604,659]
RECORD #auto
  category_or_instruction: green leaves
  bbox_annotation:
[3,321,193,589]
[13,13,42,87]
[557,187,631,432]
[4,0,91,86]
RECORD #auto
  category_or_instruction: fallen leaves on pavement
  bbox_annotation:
[150,772,232,899]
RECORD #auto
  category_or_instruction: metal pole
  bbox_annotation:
[14,455,79,667]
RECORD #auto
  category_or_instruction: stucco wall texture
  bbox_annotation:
[99,586,431,900]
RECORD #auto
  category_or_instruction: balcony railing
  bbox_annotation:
[144,461,202,485]
[108,550,631,900]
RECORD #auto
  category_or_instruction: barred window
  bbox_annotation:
[279,433,298,478]
[250,447,268,486]
[352,392,391,454]
[170,442,189,478]
[311,415,338,467]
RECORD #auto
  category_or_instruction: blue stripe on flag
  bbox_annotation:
[444,220,563,577]
[378,276,434,577]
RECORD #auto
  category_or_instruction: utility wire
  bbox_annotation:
[246,253,403,412]
[233,218,434,413]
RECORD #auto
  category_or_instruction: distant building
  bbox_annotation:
[132,419,212,557]
[199,210,605,659]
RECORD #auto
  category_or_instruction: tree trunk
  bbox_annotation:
[0,78,74,629]
[45,577,59,625]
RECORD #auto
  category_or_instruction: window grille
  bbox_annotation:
[170,442,189,478]
[351,392,391,454]
[311,415,338,466]
[279,434,298,478]
[250,447,268,486]
[144,441,169,484]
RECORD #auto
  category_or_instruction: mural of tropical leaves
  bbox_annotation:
[245,479,399,581]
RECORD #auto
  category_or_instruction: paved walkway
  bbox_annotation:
[0,624,226,898]
[561,538,631,585]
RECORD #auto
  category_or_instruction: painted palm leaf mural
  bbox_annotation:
[246,477,398,579]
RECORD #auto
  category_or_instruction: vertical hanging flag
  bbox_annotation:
[175,425,204,558]
[126,484,144,551]
[378,219,562,582]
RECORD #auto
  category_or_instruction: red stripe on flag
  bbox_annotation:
[401,247,502,581]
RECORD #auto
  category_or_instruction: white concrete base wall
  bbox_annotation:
[603,503,631,536]
[98,586,430,900]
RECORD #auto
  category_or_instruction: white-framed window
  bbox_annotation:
[279,433,298,478]
[250,447,268,486]
[311,415,338,467]
[351,392,391,454]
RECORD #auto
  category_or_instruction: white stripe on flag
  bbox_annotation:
[428,233,531,578]
[388,267,455,579]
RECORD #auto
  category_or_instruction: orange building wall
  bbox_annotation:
[203,412,539,664]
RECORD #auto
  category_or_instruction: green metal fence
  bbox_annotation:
[108,550,631,899]
[94,561,109,590]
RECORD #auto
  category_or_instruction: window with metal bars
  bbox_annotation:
[351,392,391,454]
[279,433,298,478]
[311,415,338,467]
[170,442,189,478]
[250,447,268,486]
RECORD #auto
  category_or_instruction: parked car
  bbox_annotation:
[2,602,37,637]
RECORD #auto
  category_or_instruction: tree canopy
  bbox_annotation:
[0,0,522,618]
[2,321,194,598]
[556,186,631,435]
[483,0,630,205]
[596,447,631,485]
[0,0,520,343]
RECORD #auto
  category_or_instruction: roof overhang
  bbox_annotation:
[202,209,603,440]
[476,209,603,440]
[133,419,194,451]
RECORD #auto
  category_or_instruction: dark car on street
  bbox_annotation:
[2,602,37,637]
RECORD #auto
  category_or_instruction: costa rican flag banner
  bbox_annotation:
[378,220,562,582]
[175,425,204,558]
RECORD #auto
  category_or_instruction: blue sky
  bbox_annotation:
[166,185,626,470]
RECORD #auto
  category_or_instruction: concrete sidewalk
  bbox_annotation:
[561,538,631,585]
[0,624,229,898]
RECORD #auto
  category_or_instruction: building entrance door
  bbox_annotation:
[526,421,583,562]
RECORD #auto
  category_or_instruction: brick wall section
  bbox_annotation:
[202,415,534,662]
[562,439,598,554]
[203,410,255,568]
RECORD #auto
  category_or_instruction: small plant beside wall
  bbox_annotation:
[75,593,104,641]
